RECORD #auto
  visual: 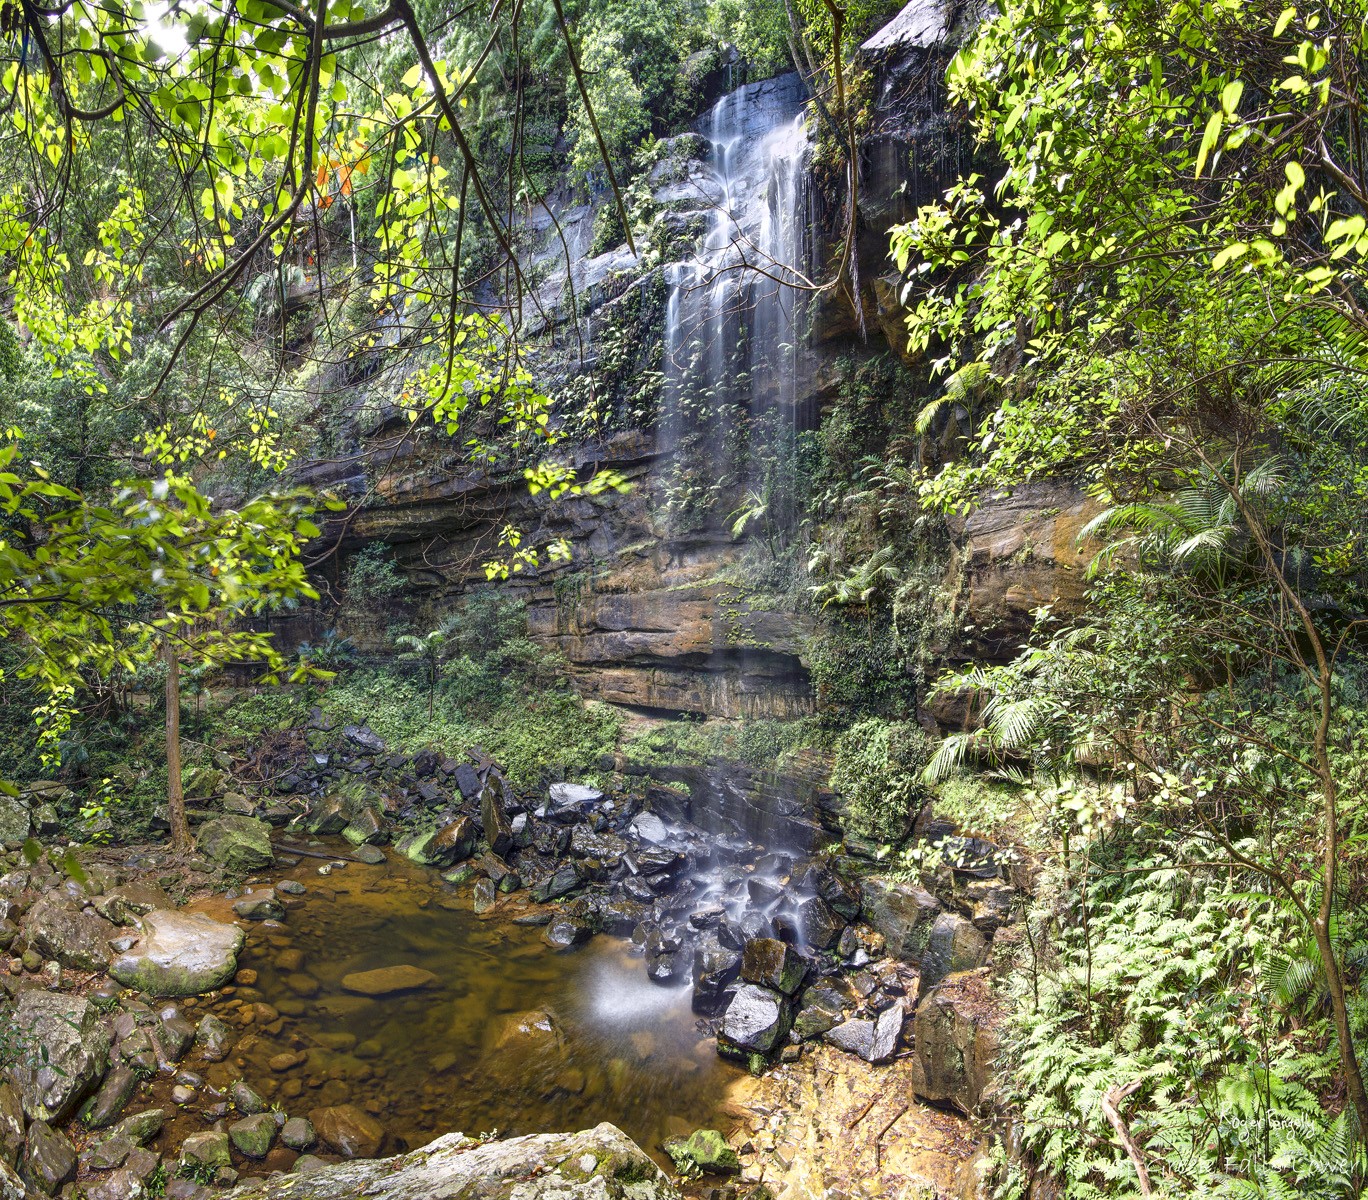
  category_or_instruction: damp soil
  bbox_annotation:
[161,846,742,1172]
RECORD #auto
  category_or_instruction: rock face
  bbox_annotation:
[910,971,1000,1113]
[860,877,941,962]
[196,815,274,871]
[919,913,988,995]
[8,992,111,1122]
[108,909,245,996]
[224,1123,679,1199]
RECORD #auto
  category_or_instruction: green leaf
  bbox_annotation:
[1195,110,1222,178]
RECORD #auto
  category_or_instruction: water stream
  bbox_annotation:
[171,852,740,1173]
[661,73,813,520]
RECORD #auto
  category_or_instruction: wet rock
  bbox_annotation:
[0,1084,23,1166]
[83,1132,133,1171]
[280,1117,316,1151]
[342,808,386,847]
[79,1064,138,1129]
[472,878,497,913]
[665,1128,739,1176]
[341,965,438,996]
[645,949,682,984]
[792,987,845,1040]
[545,782,603,822]
[20,1120,75,1195]
[824,1002,904,1064]
[8,991,110,1121]
[311,1104,385,1159]
[195,1014,233,1061]
[342,725,386,754]
[352,844,386,865]
[739,938,805,996]
[181,1130,232,1175]
[796,862,862,921]
[110,909,245,997]
[480,782,515,858]
[223,1122,675,1199]
[543,917,593,950]
[304,797,349,837]
[919,913,988,995]
[793,894,844,950]
[691,935,741,1016]
[233,891,285,921]
[230,1113,278,1159]
[278,879,307,895]
[965,879,1015,934]
[531,862,580,903]
[156,1010,196,1063]
[197,816,274,872]
[629,812,669,844]
[230,1081,268,1115]
[910,971,999,1113]
[569,826,629,865]
[430,816,477,866]
[860,877,941,962]
[453,764,481,801]
[101,1109,165,1147]
[23,892,117,972]
[719,984,791,1056]
[597,896,650,936]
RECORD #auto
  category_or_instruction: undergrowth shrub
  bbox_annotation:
[830,717,930,842]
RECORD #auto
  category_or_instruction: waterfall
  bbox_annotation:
[659,74,812,537]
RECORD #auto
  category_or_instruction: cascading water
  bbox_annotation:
[660,74,813,534]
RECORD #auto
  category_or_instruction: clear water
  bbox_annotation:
[170,850,740,1172]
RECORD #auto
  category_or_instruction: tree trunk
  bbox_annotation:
[164,638,191,853]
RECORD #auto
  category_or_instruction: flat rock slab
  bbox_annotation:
[223,1122,679,1199]
[340,965,438,996]
[108,910,245,997]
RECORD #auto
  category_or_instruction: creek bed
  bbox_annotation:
[168,847,741,1172]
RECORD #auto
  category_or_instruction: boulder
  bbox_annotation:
[0,799,30,848]
[311,1104,385,1158]
[230,1113,278,1159]
[430,817,477,866]
[353,844,386,865]
[195,1014,233,1061]
[480,783,514,858]
[0,1084,22,1166]
[793,893,845,950]
[910,971,1000,1113]
[20,1120,75,1195]
[222,1122,677,1199]
[824,1002,904,1064]
[719,985,791,1056]
[8,991,110,1122]
[109,910,245,997]
[691,935,742,1015]
[740,938,805,996]
[665,1128,739,1176]
[860,877,941,962]
[919,913,988,995]
[23,892,117,972]
[543,917,592,950]
[79,1064,139,1129]
[629,812,669,844]
[180,1130,232,1174]
[341,966,438,997]
[342,725,386,754]
[233,891,285,921]
[792,987,845,1040]
[305,796,349,837]
[197,816,274,872]
[531,863,580,903]
[101,1109,165,1148]
[280,1118,316,1151]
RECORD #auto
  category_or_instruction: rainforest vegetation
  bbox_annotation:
[0,0,1367,1196]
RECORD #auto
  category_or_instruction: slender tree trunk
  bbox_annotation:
[164,638,191,853]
